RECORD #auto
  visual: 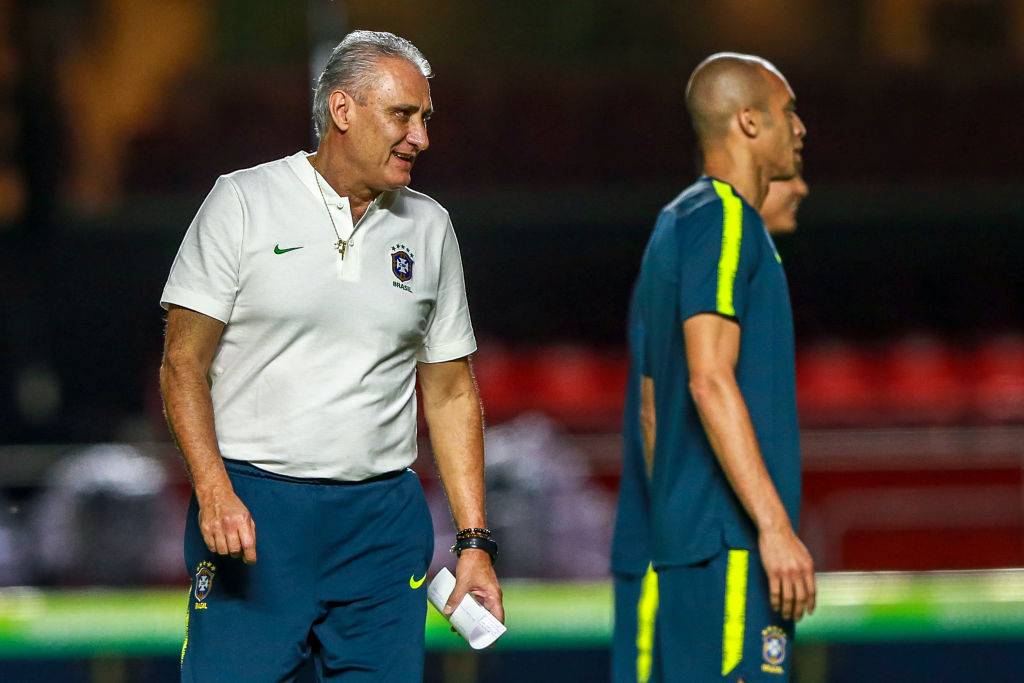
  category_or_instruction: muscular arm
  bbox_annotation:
[160,305,256,564]
[640,375,656,477]
[417,357,503,622]
[684,313,815,620]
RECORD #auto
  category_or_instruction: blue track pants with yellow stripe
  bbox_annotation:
[652,547,795,682]
[612,565,660,683]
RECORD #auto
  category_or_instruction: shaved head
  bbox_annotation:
[685,52,787,145]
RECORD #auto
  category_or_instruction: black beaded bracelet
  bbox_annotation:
[456,527,492,539]
[451,535,498,564]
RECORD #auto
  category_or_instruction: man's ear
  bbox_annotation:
[737,107,760,139]
[328,90,355,133]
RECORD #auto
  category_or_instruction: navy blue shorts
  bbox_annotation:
[612,566,659,683]
[180,460,434,682]
[652,547,794,682]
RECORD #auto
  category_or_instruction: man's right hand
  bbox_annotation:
[197,486,257,564]
[758,526,815,621]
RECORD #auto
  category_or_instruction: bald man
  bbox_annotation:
[631,54,815,682]
[610,171,808,683]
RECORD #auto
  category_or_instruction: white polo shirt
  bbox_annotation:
[161,151,477,480]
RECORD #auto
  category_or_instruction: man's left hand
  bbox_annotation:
[443,549,504,623]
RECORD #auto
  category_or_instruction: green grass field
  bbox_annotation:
[0,570,1021,658]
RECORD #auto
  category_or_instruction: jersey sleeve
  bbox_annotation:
[677,182,757,323]
[417,218,477,363]
[160,176,244,324]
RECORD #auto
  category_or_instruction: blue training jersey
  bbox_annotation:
[609,286,651,577]
[636,176,801,567]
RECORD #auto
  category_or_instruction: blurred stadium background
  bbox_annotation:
[1,1,1023,681]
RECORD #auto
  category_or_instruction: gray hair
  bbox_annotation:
[312,30,432,139]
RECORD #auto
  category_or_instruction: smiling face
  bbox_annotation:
[757,69,806,181]
[341,57,432,192]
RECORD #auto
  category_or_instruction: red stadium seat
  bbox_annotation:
[796,341,879,425]
[474,344,627,429]
[877,335,968,424]
[969,335,1024,422]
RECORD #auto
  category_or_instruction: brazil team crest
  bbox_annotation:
[760,625,787,674]
[391,245,414,283]
[390,243,415,292]
[193,561,216,609]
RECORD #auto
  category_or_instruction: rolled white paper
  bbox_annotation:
[426,567,507,649]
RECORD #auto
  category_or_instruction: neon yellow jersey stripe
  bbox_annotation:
[635,564,659,683]
[710,180,744,317]
[721,549,749,676]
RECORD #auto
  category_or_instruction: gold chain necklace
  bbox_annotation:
[312,160,354,260]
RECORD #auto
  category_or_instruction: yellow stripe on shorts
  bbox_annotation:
[710,180,744,317]
[180,587,191,667]
[635,564,659,683]
[721,549,749,676]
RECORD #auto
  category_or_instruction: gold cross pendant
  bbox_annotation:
[336,239,347,259]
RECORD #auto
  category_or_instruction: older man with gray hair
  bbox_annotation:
[160,30,502,681]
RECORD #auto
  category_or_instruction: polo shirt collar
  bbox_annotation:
[286,150,394,212]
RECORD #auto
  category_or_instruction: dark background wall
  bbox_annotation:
[1,0,1022,443]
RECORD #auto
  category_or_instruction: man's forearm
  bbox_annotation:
[423,388,487,529]
[160,355,232,499]
[640,375,656,477]
[690,371,791,533]
[422,368,502,620]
